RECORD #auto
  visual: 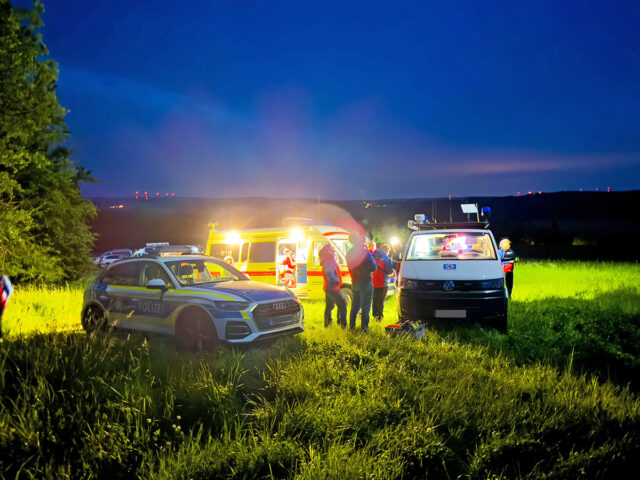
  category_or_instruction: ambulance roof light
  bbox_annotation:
[290,228,303,242]
[225,231,242,245]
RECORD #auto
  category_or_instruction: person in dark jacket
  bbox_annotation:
[498,238,518,298]
[390,244,402,274]
[319,244,347,328]
[372,244,394,321]
[346,233,377,332]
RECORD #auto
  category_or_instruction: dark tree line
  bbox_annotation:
[0,0,96,282]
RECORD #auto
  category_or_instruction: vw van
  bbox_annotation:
[206,222,354,300]
[396,216,508,331]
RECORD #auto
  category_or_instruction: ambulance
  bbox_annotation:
[205,221,354,300]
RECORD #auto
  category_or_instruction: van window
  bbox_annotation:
[330,238,350,265]
[240,243,249,262]
[209,244,240,261]
[312,241,329,265]
[249,241,276,263]
[406,232,496,260]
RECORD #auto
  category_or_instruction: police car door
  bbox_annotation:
[99,261,144,329]
[132,261,174,334]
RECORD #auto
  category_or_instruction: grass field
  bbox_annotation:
[1,261,639,478]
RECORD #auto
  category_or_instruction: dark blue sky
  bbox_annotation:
[26,0,640,198]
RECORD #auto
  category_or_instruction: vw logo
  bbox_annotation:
[443,281,455,291]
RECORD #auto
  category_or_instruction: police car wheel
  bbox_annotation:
[82,305,106,333]
[175,311,217,351]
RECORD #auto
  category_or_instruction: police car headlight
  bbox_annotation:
[214,301,251,311]
[481,278,504,289]
[400,278,418,289]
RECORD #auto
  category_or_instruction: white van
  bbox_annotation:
[396,216,508,331]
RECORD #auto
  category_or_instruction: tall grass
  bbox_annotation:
[1,261,639,478]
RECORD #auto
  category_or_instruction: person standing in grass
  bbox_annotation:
[499,239,517,298]
[372,244,394,322]
[0,273,13,340]
[347,233,377,332]
[319,244,347,328]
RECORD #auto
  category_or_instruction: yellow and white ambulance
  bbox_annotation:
[206,222,354,300]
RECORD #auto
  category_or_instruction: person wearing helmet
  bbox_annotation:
[319,244,347,328]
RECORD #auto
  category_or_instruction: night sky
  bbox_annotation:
[22,0,640,199]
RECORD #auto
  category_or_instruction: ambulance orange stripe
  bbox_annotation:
[245,270,351,277]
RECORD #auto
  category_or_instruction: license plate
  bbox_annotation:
[268,315,295,327]
[435,309,466,318]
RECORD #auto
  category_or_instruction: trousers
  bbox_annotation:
[349,281,373,331]
[372,286,388,318]
[324,289,347,327]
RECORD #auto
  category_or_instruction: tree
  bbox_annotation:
[0,0,97,282]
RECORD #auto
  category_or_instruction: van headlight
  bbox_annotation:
[214,301,251,311]
[400,278,419,289]
[481,278,504,289]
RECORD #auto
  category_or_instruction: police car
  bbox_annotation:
[396,216,508,331]
[81,254,304,348]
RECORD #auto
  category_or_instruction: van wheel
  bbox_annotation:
[488,315,507,333]
[341,286,352,306]
[175,310,217,351]
[82,305,107,333]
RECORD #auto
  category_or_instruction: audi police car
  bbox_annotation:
[81,254,304,348]
[397,216,508,331]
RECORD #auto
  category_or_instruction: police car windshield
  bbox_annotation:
[166,258,247,285]
[406,232,496,260]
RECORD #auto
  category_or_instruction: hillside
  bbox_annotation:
[92,190,640,260]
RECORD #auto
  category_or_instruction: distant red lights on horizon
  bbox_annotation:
[514,187,611,196]
[135,191,175,200]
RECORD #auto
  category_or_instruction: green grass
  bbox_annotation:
[1,261,640,478]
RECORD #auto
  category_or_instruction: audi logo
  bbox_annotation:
[272,302,287,311]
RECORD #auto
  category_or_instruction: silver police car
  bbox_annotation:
[81,255,304,348]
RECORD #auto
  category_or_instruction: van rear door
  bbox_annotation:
[246,241,277,284]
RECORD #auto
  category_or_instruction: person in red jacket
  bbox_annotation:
[319,244,347,328]
[281,248,296,288]
[498,238,518,298]
[372,244,394,321]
